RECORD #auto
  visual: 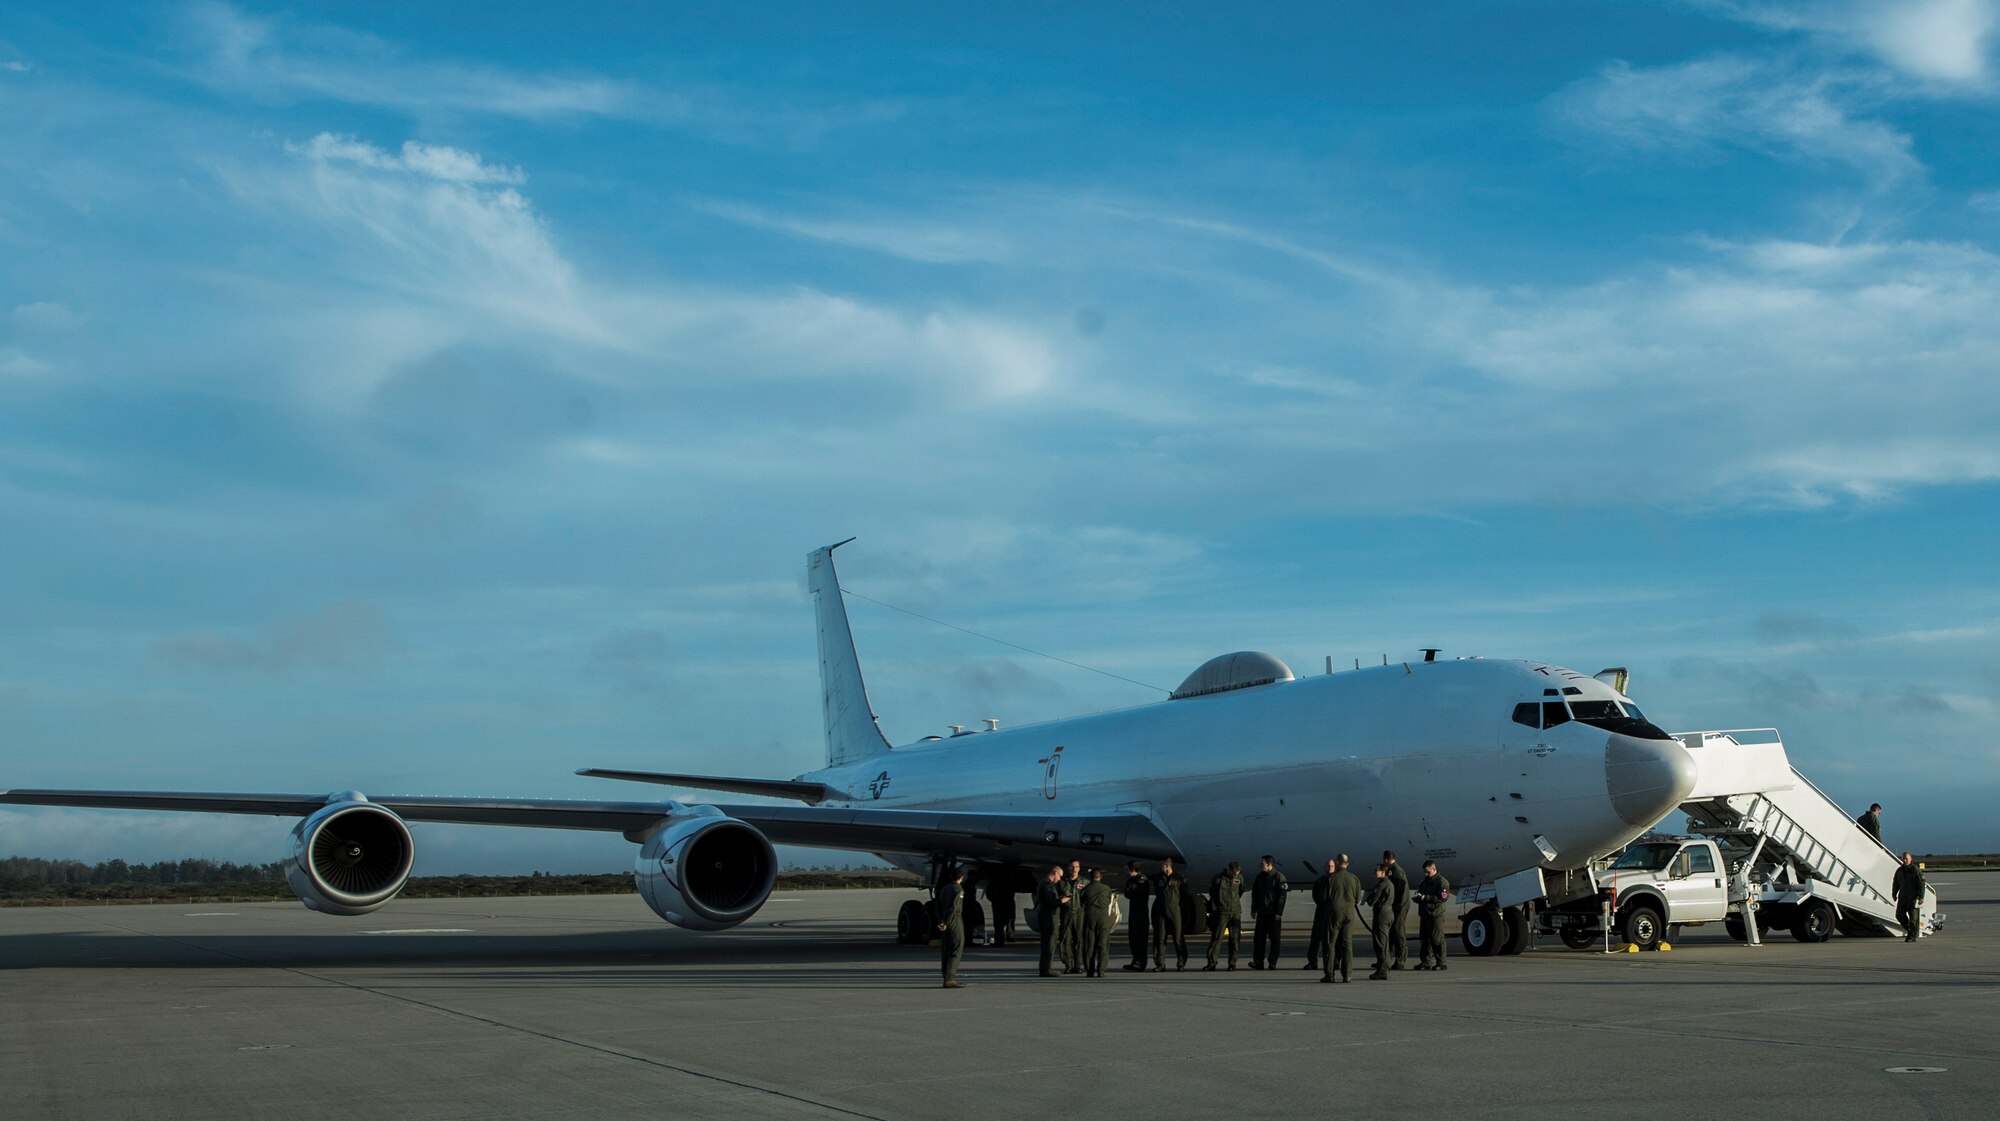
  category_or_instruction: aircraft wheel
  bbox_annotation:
[1620,903,1664,951]
[1790,899,1836,943]
[1559,925,1597,950]
[1499,906,1530,955]
[1460,906,1502,956]
[896,898,929,944]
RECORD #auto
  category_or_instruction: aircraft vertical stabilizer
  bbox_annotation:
[809,540,893,768]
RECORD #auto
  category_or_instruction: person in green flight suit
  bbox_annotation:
[1034,864,1070,977]
[1250,854,1289,969]
[1081,868,1116,977]
[1365,863,1396,980]
[1857,803,1883,844]
[1059,859,1084,975]
[1152,857,1188,972]
[1204,860,1244,971]
[935,865,967,989]
[1382,850,1411,970]
[1893,851,1926,942]
[1303,858,1330,972]
[1412,859,1452,970]
[1316,854,1363,983]
[1122,861,1152,971]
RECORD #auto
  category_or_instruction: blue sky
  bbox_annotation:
[2,1,1998,872]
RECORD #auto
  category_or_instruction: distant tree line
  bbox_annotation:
[1,856,288,891]
[1,854,920,906]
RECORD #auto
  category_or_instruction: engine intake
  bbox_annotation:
[635,810,778,931]
[287,798,416,916]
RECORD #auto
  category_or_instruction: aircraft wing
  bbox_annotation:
[0,790,675,833]
[711,803,1182,866]
[0,789,1182,865]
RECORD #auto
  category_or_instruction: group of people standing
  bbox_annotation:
[932,850,1453,988]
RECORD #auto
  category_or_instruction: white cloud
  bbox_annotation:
[2,60,28,74]
[9,301,84,334]
[0,350,48,379]
[699,200,1020,265]
[291,133,524,184]
[188,2,638,119]
[1554,57,1922,189]
[1714,0,1998,87]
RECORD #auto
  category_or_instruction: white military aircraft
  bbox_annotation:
[0,541,1697,952]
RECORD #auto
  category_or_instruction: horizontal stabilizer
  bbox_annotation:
[575,769,839,804]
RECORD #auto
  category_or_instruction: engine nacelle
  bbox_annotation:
[634,808,778,931]
[286,797,416,916]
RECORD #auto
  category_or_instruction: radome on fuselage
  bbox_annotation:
[807,652,1696,887]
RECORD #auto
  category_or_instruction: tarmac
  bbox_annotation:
[4,875,1997,1121]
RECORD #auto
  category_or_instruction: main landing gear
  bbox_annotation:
[1461,904,1529,956]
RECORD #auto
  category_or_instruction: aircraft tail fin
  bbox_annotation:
[809,540,893,769]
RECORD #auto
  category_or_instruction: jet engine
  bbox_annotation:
[286,797,416,916]
[634,807,778,931]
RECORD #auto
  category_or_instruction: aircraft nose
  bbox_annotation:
[1604,733,1697,827]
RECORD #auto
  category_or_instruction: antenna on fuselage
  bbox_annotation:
[1421,648,1440,663]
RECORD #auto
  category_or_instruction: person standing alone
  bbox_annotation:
[1081,869,1116,976]
[1205,861,1244,971]
[1893,851,1926,942]
[1122,861,1152,971]
[1382,850,1411,970]
[935,866,967,989]
[1413,859,1451,970]
[1152,857,1188,972]
[1250,855,1288,970]
[1035,864,1070,977]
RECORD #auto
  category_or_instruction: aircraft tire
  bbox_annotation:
[896,898,929,944]
[1499,906,1530,955]
[1790,899,1836,944]
[1620,903,1664,951]
[1460,906,1502,956]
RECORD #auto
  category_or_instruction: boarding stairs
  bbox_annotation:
[1672,729,1938,935]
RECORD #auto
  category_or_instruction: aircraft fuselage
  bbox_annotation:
[810,657,1693,886]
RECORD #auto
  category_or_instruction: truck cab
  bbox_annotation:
[1539,837,1732,950]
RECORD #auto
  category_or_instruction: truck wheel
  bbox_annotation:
[1724,915,1747,942]
[1621,903,1664,951]
[1790,899,1835,943]
[1461,907,1502,956]
[1559,926,1596,950]
[896,898,929,944]
[1499,906,1530,955]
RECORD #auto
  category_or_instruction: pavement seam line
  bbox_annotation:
[58,908,896,1121]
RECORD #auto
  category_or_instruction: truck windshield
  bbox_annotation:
[1607,842,1679,872]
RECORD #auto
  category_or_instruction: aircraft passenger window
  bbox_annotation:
[1686,848,1715,874]
[1512,703,1540,729]
[1541,702,1570,728]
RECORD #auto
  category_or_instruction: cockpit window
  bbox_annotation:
[1541,701,1571,728]
[1565,698,1674,740]
[1570,700,1624,725]
[1511,703,1539,729]
[1608,842,1678,872]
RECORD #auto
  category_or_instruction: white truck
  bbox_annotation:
[1456,729,1943,953]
